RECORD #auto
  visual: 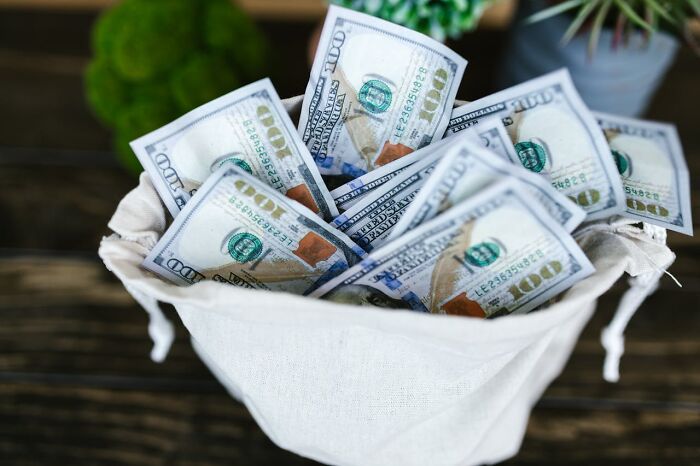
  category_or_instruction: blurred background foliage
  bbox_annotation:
[330,0,494,41]
[85,0,267,173]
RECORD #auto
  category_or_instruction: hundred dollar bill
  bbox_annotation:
[299,5,467,178]
[594,111,693,235]
[143,166,365,295]
[388,139,586,238]
[311,181,595,317]
[446,68,625,221]
[331,118,512,211]
[330,145,447,252]
[130,78,338,220]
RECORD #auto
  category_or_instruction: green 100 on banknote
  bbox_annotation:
[300,5,467,179]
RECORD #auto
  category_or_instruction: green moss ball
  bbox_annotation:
[169,54,239,113]
[102,0,199,82]
[85,58,130,126]
[203,0,267,77]
[86,0,266,175]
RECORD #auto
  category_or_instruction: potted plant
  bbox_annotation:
[498,0,699,116]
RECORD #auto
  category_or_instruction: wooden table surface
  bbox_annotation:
[1,8,699,466]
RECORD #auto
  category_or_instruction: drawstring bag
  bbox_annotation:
[98,97,676,466]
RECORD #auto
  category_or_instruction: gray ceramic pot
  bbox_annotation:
[498,0,679,116]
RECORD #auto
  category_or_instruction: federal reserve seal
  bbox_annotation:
[514,141,547,173]
[465,242,501,267]
[227,232,263,263]
[358,79,392,114]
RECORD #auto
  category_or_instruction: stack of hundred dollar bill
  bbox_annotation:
[130,6,693,319]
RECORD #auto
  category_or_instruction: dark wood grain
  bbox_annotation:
[0,382,319,466]
[0,163,133,251]
[509,409,700,466]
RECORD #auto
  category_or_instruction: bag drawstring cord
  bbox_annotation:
[125,283,174,363]
[601,223,680,383]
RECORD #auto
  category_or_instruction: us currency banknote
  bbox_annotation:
[330,145,447,252]
[331,118,512,211]
[311,182,595,317]
[299,5,467,178]
[388,139,586,238]
[595,111,693,235]
[130,78,338,220]
[143,166,365,295]
[446,69,625,221]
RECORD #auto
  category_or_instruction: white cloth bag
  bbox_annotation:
[98,98,675,466]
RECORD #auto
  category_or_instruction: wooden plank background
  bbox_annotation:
[0,6,698,466]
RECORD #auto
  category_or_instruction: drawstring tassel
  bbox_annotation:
[125,283,175,363]
[601,223,680,383]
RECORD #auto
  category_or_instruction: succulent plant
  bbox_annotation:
[527,0,700,55]
[331,0,496,41]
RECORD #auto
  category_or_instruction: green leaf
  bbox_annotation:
[524,0,586,24]
[644,0,677,25]
[613,0,655,33]
[561,0,601,45]
[588,0,613,57]
[644,4,656,40]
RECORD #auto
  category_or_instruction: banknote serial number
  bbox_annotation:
[243,119,284,191]
[625,186,661,201]
[552,173,586,190]
[227,196,295,248]
[471,249,545,297]
[394,67,427,139]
